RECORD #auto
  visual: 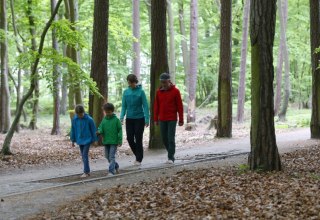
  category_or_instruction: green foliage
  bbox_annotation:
[237,163,249,174]
[51,19,87,50]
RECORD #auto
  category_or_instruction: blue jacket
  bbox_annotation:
[120,84,150,123]
[71,113,97,145]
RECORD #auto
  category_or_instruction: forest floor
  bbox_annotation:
[25,136,319,220]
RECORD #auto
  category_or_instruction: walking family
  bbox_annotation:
[70,73,184,177]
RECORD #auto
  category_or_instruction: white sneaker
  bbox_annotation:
[165,160,174,164]
[80,173,90,178]
[133,161,141,166]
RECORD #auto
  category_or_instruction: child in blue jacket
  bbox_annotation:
[70,105,97,178]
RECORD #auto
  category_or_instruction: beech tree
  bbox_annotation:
[149,0,168,149]
[0,0,11,133]
[309,0,320,138]
[89,0,109,126]
[249,0,281,171]
[216,0,232,137]
[132,0,141,78]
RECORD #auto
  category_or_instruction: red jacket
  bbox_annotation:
[154,85,184,123]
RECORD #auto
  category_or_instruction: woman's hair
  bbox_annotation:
[75,104,85,114]
[127,74,138,83]
[103,103,115,112]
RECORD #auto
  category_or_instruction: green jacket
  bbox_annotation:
[98,114,123,145]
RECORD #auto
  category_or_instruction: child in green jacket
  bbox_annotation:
[97,103,123,175]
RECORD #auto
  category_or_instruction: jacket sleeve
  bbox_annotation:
[120,91,127,121]
[70,119,76,143]
[176,89,184,123]
[153,91,159,122]
[97,120,104,135]
[141,90,150,124]
[89,118,98,143]
[117,119,123,144]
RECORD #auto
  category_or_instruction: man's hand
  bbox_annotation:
[120,120,124,125]
[145,123,149,128]
[178,121,184,126]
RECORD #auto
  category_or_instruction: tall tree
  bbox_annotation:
[51,0,61,135]
[132,0,141,78]
[249,0,281,171]
[278,0,290,121]
[310,0,320,138]
[186,0,198,130]
[178,0,190,106]
[167,0,176,84]
[216,0,232,137]
[149,0,168,149]
[236,0,250,123]
[0,0,11,133]
[89,0,109,126]
[27,0,40,130]
[1,0,63,155]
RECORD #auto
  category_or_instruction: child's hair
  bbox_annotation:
[127,74,138,83]
[75,104,85,114]
[103,103,115,112]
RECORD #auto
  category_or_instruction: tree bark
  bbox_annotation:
[132,0,141,79]
[149,0,168,149]
[216,0,232,137]
[236,0,250,123]
[89,0,108,126]
[178,0,190,109]
[60,44,68,115]
[167,0,176,84]
[51,0,61,135]
[186,0,198,130]
[309,0,320,138]
[0,0,11,134]
[278,0,290,121]
[1,0,63,155]
[249,0,281,171]
[27,0,40,130]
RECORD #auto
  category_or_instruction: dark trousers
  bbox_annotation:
[126,118,145,162]
[159,121,177,161]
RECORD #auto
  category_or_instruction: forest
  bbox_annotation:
[1,0,320,219]
[0,0,319,172]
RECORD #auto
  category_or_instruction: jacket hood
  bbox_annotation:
[74,113,89,119]
[159,83,175,91]
[128,84,142,90]
[105,113,116,120]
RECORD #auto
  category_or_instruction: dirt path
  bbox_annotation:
[0,128,317,220]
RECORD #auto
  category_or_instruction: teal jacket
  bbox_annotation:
[120,84,150,123]
[98,114,122,145]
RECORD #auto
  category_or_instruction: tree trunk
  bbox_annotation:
[216,0,232,137]
[60,44,68,115]
[186,0,198,130]
[167,0,176,84]
[0,0,11,134]
[309,0,320,138]
[89,0,109,126]
[51,0,61,135]
[132,0,141,79]
[236,0,250,123]
[278,0,290,121]
[1,0,63,155]
[27,0,39,130]
[249,0,281,171]
[149,0,168,149]
[178,0,190,109]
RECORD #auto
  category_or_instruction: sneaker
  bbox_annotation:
[133,161,141,166]
[80,173,90,178]
[115,168,120,174]
[165,160,174,164]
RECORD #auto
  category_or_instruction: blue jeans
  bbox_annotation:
[79,144,90,174]
[104,145,119,174]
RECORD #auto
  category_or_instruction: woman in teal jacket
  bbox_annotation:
[120,74,149,166]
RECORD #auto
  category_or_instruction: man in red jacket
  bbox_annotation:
[154,73,184,164]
